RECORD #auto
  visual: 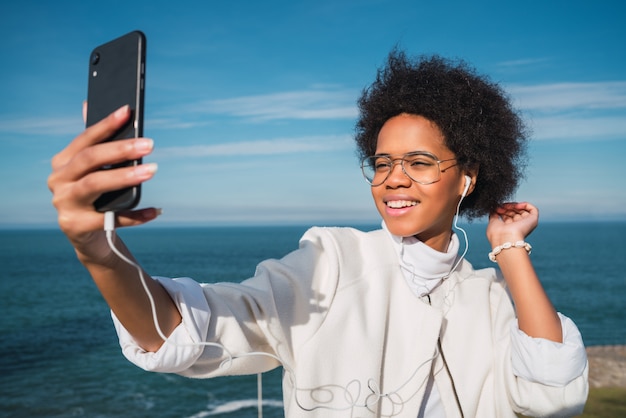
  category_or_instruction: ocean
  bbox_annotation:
[1,222,624,417]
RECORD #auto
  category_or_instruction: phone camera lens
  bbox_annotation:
[91,52,100,65]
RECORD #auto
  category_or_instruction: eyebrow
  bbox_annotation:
[372,151,437,157]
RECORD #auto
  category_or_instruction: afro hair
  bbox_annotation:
[355,49,529,219]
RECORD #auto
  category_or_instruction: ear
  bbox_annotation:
[460,167,479,197]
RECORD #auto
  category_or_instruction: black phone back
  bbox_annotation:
[87,30,146,212]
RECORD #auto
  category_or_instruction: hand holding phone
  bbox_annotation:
[86,30,146,212]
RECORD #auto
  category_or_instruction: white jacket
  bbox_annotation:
[114,227,588,417]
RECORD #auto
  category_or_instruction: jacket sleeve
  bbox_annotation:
[112,227,339,378]
[112,276,211,373]
[490,276,589,417]
[510,312,587,386]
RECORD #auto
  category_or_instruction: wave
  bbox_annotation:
[187,398,284,417]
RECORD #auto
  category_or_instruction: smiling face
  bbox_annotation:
[371,113,471,251]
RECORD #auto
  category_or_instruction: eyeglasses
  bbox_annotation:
[360,151,458,186]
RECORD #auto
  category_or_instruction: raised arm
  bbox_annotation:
[47,104,181,351]
[486,202,562,342]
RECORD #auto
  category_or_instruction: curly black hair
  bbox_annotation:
[355,50,528,219]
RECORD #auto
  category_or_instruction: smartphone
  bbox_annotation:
[86,30,146,212]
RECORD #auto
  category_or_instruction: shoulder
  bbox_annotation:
[456,258,499,283]
[454,260,510,300]
[301,226,386,244]
[300,226,390,257]
[458,256,509,283]
[299,226,395,272]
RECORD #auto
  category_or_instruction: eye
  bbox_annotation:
[406,156,435,169]
[373,158,392,171]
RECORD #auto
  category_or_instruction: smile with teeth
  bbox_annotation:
[386,200,418,209]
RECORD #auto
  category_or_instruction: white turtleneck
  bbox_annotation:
[382,221,461,297]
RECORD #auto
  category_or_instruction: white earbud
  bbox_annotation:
[462,175,471,198]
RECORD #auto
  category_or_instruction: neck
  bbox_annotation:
[416,228,454,253]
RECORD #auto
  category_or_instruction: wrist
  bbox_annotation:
[487,231,525,246]
[73,231,116,267]
[488,240,532,262]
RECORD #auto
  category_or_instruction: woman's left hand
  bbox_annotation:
[486,201,539,246]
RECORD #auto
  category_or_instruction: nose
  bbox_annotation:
[385,160,411,187]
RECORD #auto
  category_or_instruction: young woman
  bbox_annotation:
[48,50,588,417]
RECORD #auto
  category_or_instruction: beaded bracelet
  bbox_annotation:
[488,240,532,262]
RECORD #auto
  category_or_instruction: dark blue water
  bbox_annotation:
[0,222,624,417]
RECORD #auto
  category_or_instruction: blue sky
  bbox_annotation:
[1,0,624,227]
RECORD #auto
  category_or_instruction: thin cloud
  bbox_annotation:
[182,88,359,122]
[507,81,626,140]
[508,82,626,111]
[497,58,550,68]
[148,117,213,130]
[0,116,82,136]
[152,134,353,159]
[0,87,358,137]
[529,115,626,141]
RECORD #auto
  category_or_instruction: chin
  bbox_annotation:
[384,221,420,238]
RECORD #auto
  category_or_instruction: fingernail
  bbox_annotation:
[134,138,154,152]
[114,105,129,119]
[155,208,163,216]
[133,162,158,178]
